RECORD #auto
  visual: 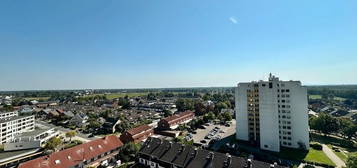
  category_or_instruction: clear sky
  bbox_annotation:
[1,0,357,91]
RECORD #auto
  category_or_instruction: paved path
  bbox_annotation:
[322,144,346,168]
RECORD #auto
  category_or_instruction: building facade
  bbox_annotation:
[0,112,35,144]
[235,74,309,152]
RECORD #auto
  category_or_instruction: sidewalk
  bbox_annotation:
[322,144,346,168]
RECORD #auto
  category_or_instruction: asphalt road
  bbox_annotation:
[191,119,236,147]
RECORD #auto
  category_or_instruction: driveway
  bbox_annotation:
[322,144,346,168]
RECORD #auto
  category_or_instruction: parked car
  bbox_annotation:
[201,140,207,143]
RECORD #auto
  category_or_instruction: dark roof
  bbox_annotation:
[139,137,287,168]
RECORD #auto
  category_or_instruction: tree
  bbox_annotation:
[45,137,62,151]
[194,101,206,116]
[162,109,172,117]
[309,113,339,135]
[87,120,101,131]
[347,155,357,168]
[222,112,233,121]
[215,102,228,112]
[65,131,77,142]
[203,112,216,122]
[119,142,141,162]
[175,98,194,112]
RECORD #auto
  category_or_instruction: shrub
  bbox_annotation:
[310,143,323,150]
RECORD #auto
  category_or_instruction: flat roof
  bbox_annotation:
[0,115,34,124]
[20,128,53,137]
[0,149,39,161]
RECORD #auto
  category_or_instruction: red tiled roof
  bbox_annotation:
[126,124,152,136]
[162,110,194,124]
[18,135,123,168]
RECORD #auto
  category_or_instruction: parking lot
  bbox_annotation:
[191,119,236,146]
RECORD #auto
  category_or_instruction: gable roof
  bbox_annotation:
[162,110,194,124]
[126,124,152,136]
[139,137,287,168]
[18,135,123,168]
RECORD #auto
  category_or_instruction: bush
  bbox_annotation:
[310,143,323,150]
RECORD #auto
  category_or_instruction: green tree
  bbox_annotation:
[309,113,339,135]
[194,101,206,116]
[215,102,228,113]
[162,109,172,117]
[222,112,233,121]
[45,137,62,151]
[65,131,77,142]
[203,112,216,122]
[119,142,141,162]
[347,155,357,168]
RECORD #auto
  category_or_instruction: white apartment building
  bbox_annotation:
[0,111,35,144]
[235,74,309,152]
[0,111,18,119]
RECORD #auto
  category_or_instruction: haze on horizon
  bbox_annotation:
[1,0,357,91]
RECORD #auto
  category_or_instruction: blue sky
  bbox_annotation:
[0,0,357,90]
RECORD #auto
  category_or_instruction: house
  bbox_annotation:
[137,137,286,168]
[158,110,195,130]
[120,124,154,143]
[18,135,123,168]
[69,113,89,127]
[63,111,75,118]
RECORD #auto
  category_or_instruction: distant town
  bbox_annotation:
[0,75,356,168]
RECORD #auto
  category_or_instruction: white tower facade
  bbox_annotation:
[235,74,309,152]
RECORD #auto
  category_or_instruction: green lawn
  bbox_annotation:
[309,95,322,99]
[85,92,148,99]
[333,96,346,101]
[23,97,50,101]
[279,147,335,167]
[312,133,357,162]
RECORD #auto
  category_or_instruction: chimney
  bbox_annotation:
[246,159,252,168]
[223,153,232,168]
[205,152,215,168]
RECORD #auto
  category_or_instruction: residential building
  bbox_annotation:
[235,74,309,152]
[3,127,59,151]
[137,137,285,168]
[69,113,89,127]
[158,110,195,130]
[18,135,123,168]
[0,115,35,144]
[120,124,154,143]
[0,111,18,119]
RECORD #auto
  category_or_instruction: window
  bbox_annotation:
[262,84,266,87]
[269,83,273,88]
[264,145,269,148]
[286,89,290,92]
